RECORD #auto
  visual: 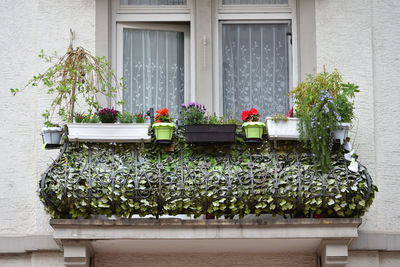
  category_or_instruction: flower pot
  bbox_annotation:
[152,122,176,141]
[266,118,351,142]
[67,123,151,143]
[334,123,350,142]
[184,124,236,143]
[42,127,63,145]
[242,122,265,139]
[266,117,300,140]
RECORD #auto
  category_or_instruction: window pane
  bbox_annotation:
[222,0,288,4]
[123,28,184,118]
[222,24,289,119]
[121,0,186,5]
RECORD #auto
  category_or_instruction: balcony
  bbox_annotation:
[40,132,376,220]
[40,131,377,266]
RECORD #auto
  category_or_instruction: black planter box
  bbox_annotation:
[185,125,237,143]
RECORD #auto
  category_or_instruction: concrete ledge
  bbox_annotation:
[350,231,400,251]
[50,218,362,240]
[0,235,60,254]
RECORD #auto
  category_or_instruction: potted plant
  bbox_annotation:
[10,46,124,145]
[241,108,265,140]
[41,122,63,146]
[152,108,176,141]
[97,108,119,123]
[181,102,236,143]
[266,113,300,140]
[68,110,151,143]
[289,70,359,172]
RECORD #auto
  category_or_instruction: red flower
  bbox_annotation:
[241,110,249,121]
[286,107,294,118]
[249,108,258,116]
[157,120,161,123]
[241,108,260,122]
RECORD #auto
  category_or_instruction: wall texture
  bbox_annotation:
[0,0,95,237]
[315,0,400,233]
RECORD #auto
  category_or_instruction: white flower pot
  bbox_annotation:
[334,123,350,142]
[42,127,63,145]
[266,118,350,142]
[266,117,300,140]
[67,123,151,143]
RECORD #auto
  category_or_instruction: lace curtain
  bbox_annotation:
[121,0,186,5]
[123,28,184,117]
[222,0,288,5]
[222,23,290,119]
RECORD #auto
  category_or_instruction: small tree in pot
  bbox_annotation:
[11,46,124,145]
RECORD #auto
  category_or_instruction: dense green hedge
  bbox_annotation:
[40,132,377,219]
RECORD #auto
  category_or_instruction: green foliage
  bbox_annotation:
[11,47,124,126]
[40,135,377,219]
[119,112,134,123]
[74,112,99,123]
[180,102,207,125]
[271,114,288,122]
[290,70,359,172]
[134,112,147,123]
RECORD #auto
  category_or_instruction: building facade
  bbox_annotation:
[0,0,400,266]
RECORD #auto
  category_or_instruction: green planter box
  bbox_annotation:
[152,122,176,141]
[242,122,265,139]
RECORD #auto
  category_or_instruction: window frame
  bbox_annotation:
[213,0,298,116]
[111,0,195,109]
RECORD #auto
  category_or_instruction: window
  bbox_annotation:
[108,0,297,118]
[120,0,187,5]
[222,0,288,5]
[215,0,297,118]
[117,23,189,117]
[221,23,290,117]
[112,1,192,118]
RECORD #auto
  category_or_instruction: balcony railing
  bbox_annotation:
[40,136,376,219]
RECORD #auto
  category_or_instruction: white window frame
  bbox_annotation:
[111,0,195,109]
[118,0,192,14]
[213,0,298,116]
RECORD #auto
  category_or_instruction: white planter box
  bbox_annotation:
[266,117,300,140]
[67,123,151,143]
[266,118,350,141]
[334,123,350,141]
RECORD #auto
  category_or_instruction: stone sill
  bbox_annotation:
[51,218,361,241]
[51,217,361,228]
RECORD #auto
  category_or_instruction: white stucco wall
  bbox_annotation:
[0,252,63,267]
[315,0,400,233]
[0,0,95,237]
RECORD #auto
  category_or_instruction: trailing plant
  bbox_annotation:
[241,108,260,122]
[180,102,207,125]
[97,107,119,123]
[10,47,124,126]
[40,137,377,219]
[289,70,359,172]
[155,108,173,123]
